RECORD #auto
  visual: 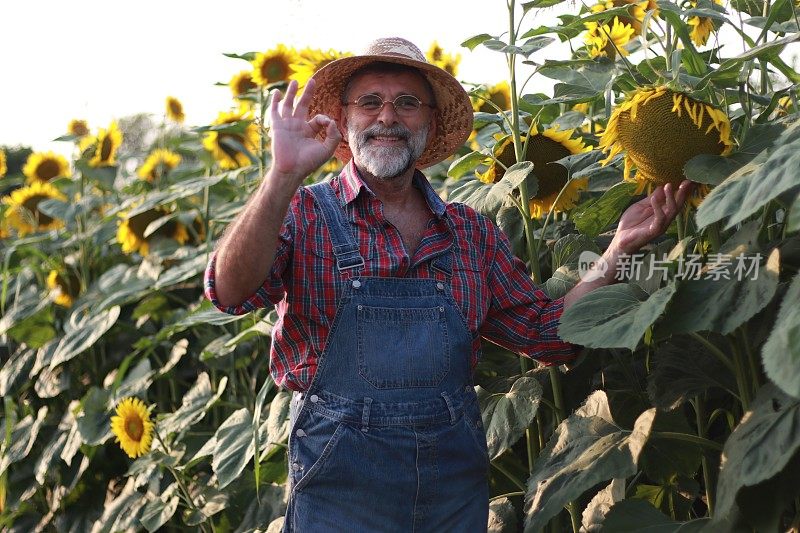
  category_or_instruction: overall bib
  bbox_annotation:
[283,182,489,532]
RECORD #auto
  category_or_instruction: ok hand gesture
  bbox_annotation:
[268,77,342,185]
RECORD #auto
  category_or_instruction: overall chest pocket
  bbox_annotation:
[357,305,450,389]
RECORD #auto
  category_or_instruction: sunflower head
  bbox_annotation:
[425,41,460,76]
[68,119,90,137]
[687,0,722,46]
[229,71,257,99]
[290,48,352,90]
[252,44,298,87]
[472,81,513,114]
[137,149,181,182]
[599,86,733,191]
[22,152,70,183]
[116,207,190,255]
[88,121,123,168]
[202,111,260,169]
[111,397,154,459]
[589,0,658,35]
[478,127,590,218]
[47,268,81,307]
[584,17,636,59]
[2,181,67,236]
[166,96,185,123]
[0,149,8,178]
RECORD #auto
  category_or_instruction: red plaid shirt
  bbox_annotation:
[204,161,578,391]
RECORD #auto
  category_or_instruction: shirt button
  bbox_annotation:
[296,429,307,437]
[436,282,445,291]
[310,394,319,403]
[352,279,361,288]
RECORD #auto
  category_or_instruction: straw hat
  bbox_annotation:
[308,37,474,169]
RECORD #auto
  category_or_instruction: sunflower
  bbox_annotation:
[68,119,90,137]
[0,149,7,178]
[585,17,636,58]
[478,127,590,218]
[472,81,513,114]
[425,41,461,77]
[166,96,185,123]
[687,0,722,46]
[229,70,257,99]
[111,397,154,459]
[2,181,67,236]
[599,86,733,204]
[116,207,189,255]
[137,149,181,182]
[252,44,298,87]
[589,0,657,35]
[47,268,81,307]
[88,121,123,167]
[202,111,260,169]
[290,48,352,89]
[22,152,70,183]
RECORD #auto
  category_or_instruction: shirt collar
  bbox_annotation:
[339,159,447,219]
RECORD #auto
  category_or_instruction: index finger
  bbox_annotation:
[294,77,316,119]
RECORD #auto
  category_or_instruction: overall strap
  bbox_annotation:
[305,182,365,272]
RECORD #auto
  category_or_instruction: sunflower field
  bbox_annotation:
[1,0,799,530]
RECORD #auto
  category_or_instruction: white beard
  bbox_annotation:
[348,122,429,179]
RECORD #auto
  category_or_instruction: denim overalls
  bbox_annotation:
[283,182,489,532]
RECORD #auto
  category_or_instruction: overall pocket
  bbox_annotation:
[357,305,450,389]
[290,409,347,492]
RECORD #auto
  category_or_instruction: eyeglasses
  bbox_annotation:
[343,94,433,117]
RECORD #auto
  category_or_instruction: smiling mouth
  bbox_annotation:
[370,135,405,143]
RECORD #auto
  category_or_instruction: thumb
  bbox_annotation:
[322,119,342,153]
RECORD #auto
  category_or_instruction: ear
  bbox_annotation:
[336,107,348,138]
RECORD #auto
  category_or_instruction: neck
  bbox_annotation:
[355,162,419,207]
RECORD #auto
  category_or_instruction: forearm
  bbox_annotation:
[213,169,299,307]
[562,246,623,311]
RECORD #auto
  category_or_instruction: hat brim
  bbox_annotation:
[308,54,474,169]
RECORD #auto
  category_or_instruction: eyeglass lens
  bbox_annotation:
[355,94,422,115]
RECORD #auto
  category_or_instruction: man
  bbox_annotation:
[205,37,690,532]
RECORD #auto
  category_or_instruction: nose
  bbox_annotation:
[375,100,400,125]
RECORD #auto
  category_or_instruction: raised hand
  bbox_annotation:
[268,77,342,184]
[610,181,693,255]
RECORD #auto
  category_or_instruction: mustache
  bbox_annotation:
[357,124,411,143]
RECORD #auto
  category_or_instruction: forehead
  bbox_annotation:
[346,70,432,98]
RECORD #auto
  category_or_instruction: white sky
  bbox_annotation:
[1,0,795,158]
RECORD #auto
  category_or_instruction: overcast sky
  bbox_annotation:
[1,0,795,158]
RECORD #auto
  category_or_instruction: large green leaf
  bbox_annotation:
[49,306,121,369]
[448,177,504,218]
[0,406,48,476]
[92,477,147,533]
[696,118,800,229]
[447,151,485,179]
[580,479,625,532]
[159,373,228,436]
[261,391,291,456]
[154,253,207,289]
[0,346,35,397]
[602,499,710,532]
[140,484,179,532]
[762,273,800,398]
[478,375,542,460]
[657,248,780,336]
[572,181,637,237]
[712,384,800,528]
[213,408,255,489]
[76,387,112,446]
[0,285,49,335]
[558,283,677,350]
[523,391,656,532]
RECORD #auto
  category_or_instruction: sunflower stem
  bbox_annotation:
[738,325,761,396]
[728,335,752,412]
[689,332,736,374]
[692,396,715,516]
[492,459,527,492]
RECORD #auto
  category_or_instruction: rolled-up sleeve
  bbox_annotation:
[479,228,580,365]
[203,196,296,315]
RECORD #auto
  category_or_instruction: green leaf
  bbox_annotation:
[0,346,36,397]
[449,177,504,218]
[552,234,601,271]
[447,151,486,180]
[602,499,677,531]
[712,384,800,528]
[488,497,518,533]
[558,283,677,350]
[537,60,614,91]
[0,406,48,476]
[479,376,542,460]
[523,0,565,9]
[213,408,255,489]
[77,387,112,445]
[461,33,494,51]
[140,487,179,532]
[93,478,148,533]
[523,391,656,532]
[696,118,800,229]
[0,285,49,335]
[262,391,291,456]
[787,191,800,235]
[49,306,121,369]
[155,253,207,289]
[580,479,625,532]
[223,51,257,61]
[159,373,228,436]
[572,181,637,237]
[657,248,780,336]
[762,272,800,398]
[552,111,587,131]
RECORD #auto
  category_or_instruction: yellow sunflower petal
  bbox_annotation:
[110,397,154,459]
[252,44,298,86]
[89,121,123,168]
[202,111,260,169]
[22,152,70,183]
[2,181,67,236]
[137,149,182,182]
